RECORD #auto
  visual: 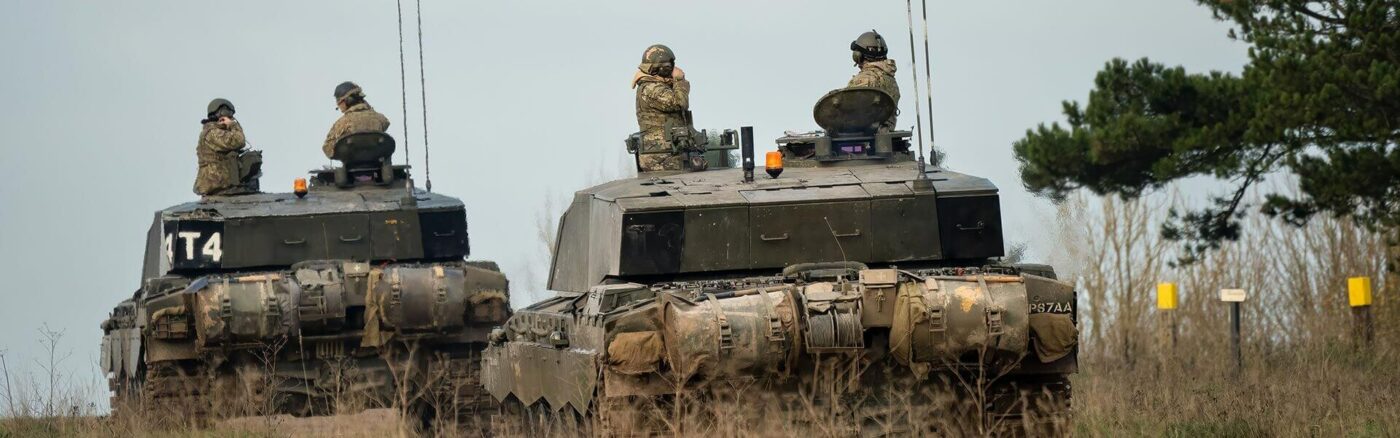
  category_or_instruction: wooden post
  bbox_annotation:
[1348,277,1375,348]
[1230,301,1241,372]
[1220,288,1247,374]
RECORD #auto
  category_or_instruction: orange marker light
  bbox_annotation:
[765,151,784,178]
[293,177,308,198]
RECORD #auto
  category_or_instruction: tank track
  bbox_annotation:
[504,372,1073,437]
[111,347,498,432]
[414,349,497,433]
[108,361,224,426]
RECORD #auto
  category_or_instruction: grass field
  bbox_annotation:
[4,345,1396,437]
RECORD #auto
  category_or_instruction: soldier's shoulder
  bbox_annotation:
[199,122,228,135]
[637,77,670,88]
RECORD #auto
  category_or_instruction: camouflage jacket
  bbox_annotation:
[634,75,691,171]
[322,102,391,159]
[194,120,247,195]
[847,59,900,129]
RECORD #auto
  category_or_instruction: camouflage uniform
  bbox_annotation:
[322,102,391,159]
[194,120,247,195]
[847,59,900,129]
[634,75,691,171]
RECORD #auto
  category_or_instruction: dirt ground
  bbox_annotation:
[216,409,404,437]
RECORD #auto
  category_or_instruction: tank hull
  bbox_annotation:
[481,266,1076,434]
[102,259,510,428]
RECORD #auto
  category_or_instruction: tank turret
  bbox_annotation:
[548,88,1003,292]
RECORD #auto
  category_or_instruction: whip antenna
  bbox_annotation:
[415,0,432,192]
[919,0,939,167]
[395,0,412,171]
[904,0,929,181]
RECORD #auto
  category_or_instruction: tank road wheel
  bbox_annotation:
[141,361,216,428]
[404,351,497,435]
[985,375,1072,436]
[498,396,528,435]
[405,398,440,435]
[107,369,145,419]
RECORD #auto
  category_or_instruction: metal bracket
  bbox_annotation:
[707,294,734,351]
[977,275,1002,335]
[389,269,403,306]
[987,308,1004,335]
[767,313,784,341]
[928,307,946,332]
[434,268,448,304]
[220,296,232,319]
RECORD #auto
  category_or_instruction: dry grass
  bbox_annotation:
[1058,189,1399,437]
[1075,345,1399,437]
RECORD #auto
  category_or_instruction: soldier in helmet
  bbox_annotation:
[632,44,691,172]
[322,81,391,159]
[847,30,900,129]
[194,98,248,196]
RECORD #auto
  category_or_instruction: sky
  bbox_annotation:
[0,0,1247,401]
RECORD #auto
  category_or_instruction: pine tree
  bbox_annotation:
[1014,1,1400,263]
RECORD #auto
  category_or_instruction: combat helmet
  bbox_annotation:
[207,98,235,117]
[851,30,888,64]
[639,44,676,77]
[334,81,365,103]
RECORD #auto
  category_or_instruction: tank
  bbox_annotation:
[480,87,1079,433]
[99,132,511,430]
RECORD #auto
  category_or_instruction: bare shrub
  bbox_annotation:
[1057,186,1399,436]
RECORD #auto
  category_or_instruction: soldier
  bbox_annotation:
[632,44,690,172]
[322,81,391,159]
[847,30,900,129]
[194,98,248,196]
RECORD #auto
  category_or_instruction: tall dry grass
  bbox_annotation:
[1055,190,1399,437]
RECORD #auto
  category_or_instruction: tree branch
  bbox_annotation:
[1289,2,1345,25]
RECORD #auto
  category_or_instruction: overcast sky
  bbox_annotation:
[0,0,1246,399]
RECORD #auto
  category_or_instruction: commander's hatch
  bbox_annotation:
[777,87,912,165]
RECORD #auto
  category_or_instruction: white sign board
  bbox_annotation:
[1219,288,1247,302]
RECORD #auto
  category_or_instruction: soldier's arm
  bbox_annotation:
[205,121,247,152]
[641,79,689,112]
[322,118,346,159]
[377,112,392,132]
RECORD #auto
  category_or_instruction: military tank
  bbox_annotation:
[481,87,1079,434]
[100,133,511,429]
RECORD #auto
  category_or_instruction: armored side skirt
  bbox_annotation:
[101,260,512,418]
[482,269,1078,415]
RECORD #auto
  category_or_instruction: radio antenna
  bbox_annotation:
[919,0,939,167]
[394,0,412,172]
[904,0,930,183]
[415,0,432,192]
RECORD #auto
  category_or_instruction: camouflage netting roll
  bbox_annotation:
[1029,313,1078,363]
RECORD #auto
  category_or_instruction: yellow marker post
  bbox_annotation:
[1348,276,1375,347]
[1348,277,1373,307]
[1157,283,1178,310]
[1156,282,1179,352]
